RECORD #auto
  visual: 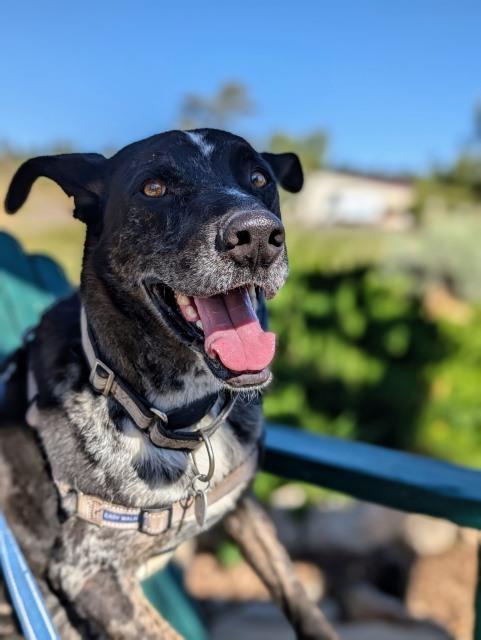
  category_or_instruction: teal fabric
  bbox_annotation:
[142,566,208,640]
[0,232,71,360]
[0,231,208,638]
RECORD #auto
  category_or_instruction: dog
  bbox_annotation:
[0,129,336,639]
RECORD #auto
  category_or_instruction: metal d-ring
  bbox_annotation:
[190,432,215,483]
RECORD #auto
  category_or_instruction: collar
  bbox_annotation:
[80,306,236,451]
[56,448,258,536]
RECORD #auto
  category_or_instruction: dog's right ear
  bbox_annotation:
[261,152,304,193]
[4,153,107,224]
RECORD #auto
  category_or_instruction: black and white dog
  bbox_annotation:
[0,129,336,639]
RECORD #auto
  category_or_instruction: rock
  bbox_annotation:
[210,600,337,640]
[406,539,476,640]
[273,501,459,559]
[301,502,406,555]
[185,552,325,602]
[273,502,406,556]
[270,483,307,509]
[335,621,451,640]
[343,582,412,622]
[209,601,296,640]
[403,515,458,556]
[210,604,450,640]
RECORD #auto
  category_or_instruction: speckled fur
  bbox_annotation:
[0,129,304,638]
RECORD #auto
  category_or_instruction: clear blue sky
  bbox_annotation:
[1,0,480,173]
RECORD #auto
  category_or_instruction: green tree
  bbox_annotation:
[179,82,255,130]
[268,131,327,171]
[416,104,481,213]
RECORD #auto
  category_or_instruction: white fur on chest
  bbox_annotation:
[46,387,256,509]
[119,409,249,502]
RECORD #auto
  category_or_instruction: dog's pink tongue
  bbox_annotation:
[193,288,275,373]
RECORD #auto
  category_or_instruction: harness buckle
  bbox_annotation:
[90,359,115,396]
[150,406,169,423]
[140,505,173,535]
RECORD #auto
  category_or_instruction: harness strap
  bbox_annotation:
[64,449,257,535]
[80,307,236,450]
[26,342,257,539]
[23,317,257,542]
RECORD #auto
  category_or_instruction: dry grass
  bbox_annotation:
[0,160,84,283]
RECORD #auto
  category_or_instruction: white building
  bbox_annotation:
[290,169,414,229]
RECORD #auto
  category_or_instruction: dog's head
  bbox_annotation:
[5,129,303,390]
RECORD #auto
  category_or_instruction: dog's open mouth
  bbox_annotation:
[144,282,275,388]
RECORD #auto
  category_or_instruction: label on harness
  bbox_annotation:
[102,510,139,524]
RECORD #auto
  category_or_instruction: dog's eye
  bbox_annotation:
[251,170,268,189]
[142,179,167,198]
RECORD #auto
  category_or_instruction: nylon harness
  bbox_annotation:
[80,307,237,451]
[26,307,258,535]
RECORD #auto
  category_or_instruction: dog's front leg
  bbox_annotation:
[223,495,338,640]
[51,566,183,640]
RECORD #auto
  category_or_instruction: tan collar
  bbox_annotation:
[80,306,236,451]
[57,449,258,534]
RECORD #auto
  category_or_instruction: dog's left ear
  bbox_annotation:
[4,153,107,224]
[261,152,304,193]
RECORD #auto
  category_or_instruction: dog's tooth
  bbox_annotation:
[176,293,190,306]
[196,320,204,331]
[248,285,258,308]
[185,305,198,320]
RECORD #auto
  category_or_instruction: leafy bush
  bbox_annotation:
[265,260,448,450]
[416,309,481,466]
[263,225,481,480]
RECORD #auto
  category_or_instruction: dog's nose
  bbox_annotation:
[221,212,285,267]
